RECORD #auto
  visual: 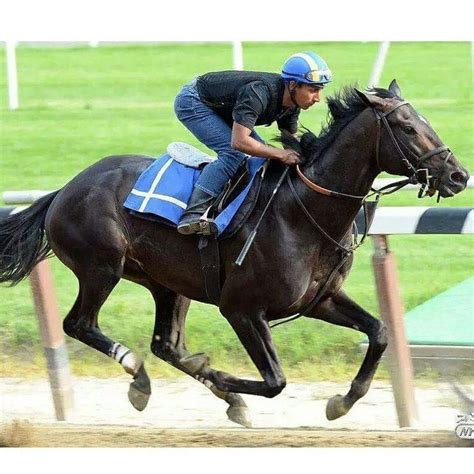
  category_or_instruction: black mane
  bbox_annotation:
[279,85,397,165]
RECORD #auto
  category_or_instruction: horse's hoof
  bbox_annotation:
[179,352,209,374]
[326,394,349,420]
[128,364,151,411]
[226,406,252,428]
[128,383,151,412]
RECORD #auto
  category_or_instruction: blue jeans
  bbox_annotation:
[174,80,264,197]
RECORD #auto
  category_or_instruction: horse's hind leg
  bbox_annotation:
[148,284,251,427]
[63,266,151,411]
[304,290,388,420]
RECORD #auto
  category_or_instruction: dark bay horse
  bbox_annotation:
[0,80,469,427]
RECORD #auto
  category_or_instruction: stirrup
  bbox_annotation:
[177,187,216,235]
[198,206,218,236]
[199,218,218,236]
[177,219,203,235]
[177,218,217,236]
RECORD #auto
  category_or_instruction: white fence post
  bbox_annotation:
[6,41,19,110]
[232,41,243,70]
[368,41,390,88]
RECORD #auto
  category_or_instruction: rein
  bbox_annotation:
[295,165,366,200]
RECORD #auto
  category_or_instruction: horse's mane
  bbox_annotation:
[279,85,397,165]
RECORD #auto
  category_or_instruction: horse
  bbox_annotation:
[0,80,469,427]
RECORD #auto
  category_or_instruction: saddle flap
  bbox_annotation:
[167,142,216,169]
[218,160,271,240]
[213,158,252,215]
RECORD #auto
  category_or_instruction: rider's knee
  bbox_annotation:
[219,151,246,175]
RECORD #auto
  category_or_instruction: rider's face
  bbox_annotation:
[292,83,323,109]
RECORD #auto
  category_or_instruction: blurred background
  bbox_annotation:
[0,41,472,383]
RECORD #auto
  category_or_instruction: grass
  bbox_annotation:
[0,42,473,380]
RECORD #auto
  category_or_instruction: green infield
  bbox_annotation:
[404,276,474,347]
[0,42,473,379]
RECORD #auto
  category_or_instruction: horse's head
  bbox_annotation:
[355,80,469,199]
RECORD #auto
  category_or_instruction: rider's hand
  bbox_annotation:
[278,149,300,166]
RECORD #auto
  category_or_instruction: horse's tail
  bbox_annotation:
[0,190,61,286]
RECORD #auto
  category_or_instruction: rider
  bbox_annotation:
[174,51,332,235]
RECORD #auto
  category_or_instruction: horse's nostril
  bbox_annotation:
[450,171,467,185]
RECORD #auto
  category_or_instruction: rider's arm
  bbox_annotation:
[231,123,298,163]
[231,83,299,164]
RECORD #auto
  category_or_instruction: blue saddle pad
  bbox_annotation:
[123,154,265,237]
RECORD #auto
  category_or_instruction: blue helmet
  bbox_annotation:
[281,51,332,86]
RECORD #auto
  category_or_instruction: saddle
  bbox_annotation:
[168,143,268,305]
[167,142,267,239]
[167,142,216,168]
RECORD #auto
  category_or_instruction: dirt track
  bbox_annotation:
[2,422,472,447]
[2,377,473,447]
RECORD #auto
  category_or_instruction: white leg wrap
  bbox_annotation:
[109,343,140,374]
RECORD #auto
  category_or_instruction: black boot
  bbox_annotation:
[177,187,217,235]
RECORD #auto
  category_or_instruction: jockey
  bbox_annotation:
[174,51,332,235]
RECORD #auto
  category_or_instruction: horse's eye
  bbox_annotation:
[403,125,416,135]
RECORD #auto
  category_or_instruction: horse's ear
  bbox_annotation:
[355,89,386,108]
[388,79,402,98]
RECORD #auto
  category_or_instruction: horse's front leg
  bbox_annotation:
[304,290,388,420]
[199,310,287,399]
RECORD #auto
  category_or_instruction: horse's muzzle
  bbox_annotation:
[437,164,470,198]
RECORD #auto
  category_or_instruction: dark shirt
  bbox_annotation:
[196,71,300,134]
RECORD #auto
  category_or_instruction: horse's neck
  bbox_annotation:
[307,108,378,196]
[289,109,379,242]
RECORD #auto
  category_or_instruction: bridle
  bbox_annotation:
[295,99,453,202]
[372,100,452,199]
